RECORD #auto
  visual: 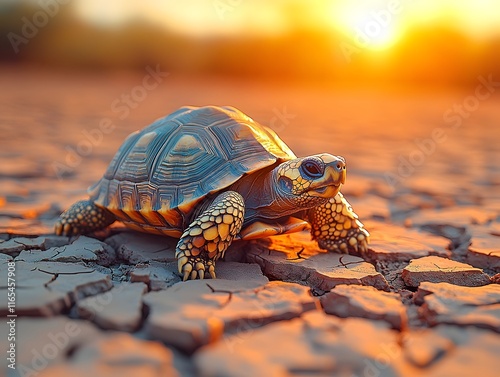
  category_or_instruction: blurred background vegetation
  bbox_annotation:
[1,0,499,86]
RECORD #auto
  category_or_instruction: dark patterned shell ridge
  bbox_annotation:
[88,106,296,222]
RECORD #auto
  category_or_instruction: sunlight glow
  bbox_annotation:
[73,0,135,27]
[331,1,404,50]
[71,0,500,43]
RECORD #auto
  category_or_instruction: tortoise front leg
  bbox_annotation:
[176,191,245,281]
[309,193,369,254]
[54,200,116,237]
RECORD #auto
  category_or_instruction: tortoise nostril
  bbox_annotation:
[334,160,346,172]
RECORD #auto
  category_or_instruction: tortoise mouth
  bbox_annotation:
[307,165,346,196]
[307,183,341,198]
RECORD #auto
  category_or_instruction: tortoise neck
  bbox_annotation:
[246,165,307,221]
[228,164,325,222]
[226,165,287,221]
[258,165,330,220]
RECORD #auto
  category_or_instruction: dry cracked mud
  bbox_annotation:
[0,70,499,376]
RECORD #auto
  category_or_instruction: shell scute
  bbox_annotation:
[89,106,295,231]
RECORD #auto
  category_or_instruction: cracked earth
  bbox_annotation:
[0,69,499,376]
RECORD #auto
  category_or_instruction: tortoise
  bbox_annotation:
[55,106,369,281]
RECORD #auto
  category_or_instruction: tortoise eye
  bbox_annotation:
[302,160,323,178]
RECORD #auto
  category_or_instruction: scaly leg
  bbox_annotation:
[176,191,245,281]
[54,200,116,237]
[309,193,369,254]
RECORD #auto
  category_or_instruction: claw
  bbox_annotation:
[209,264,216,279]
[195,261,205,280]
[182,263,193,281]
[359,238,369,254]
[190,270,197,280]
[177,256,188,273]
[63,223,72,237]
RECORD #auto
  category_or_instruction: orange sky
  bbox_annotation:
[72,0,500,48]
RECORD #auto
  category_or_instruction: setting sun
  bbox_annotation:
[327,0,500,50]
[329,1,404,50]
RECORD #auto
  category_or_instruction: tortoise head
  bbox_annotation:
[273,153,346,208]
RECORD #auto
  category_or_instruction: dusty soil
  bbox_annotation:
[0,68,499,376]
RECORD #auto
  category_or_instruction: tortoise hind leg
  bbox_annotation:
[176,191,245,281]
[309,193,369,254]
[55,200,116,237]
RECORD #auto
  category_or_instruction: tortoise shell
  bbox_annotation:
[88,106,296,237]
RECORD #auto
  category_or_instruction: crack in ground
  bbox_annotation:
[43,273,58,288]
[51,246,66,258]
[14,246,61,262]
[286,247,306,261]
[36,266,96,291]
[339,255,363,268]
[37,267,95,275]
[82,247,103,260]
[431,262,462,272]
[432,262,443,270]
[13,239,44,251]
[206,283,233,308]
